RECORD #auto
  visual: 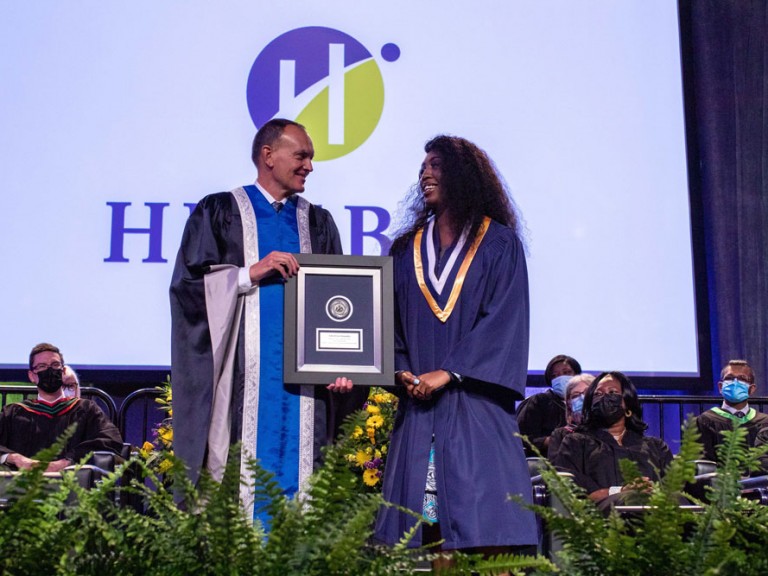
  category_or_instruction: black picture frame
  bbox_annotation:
[283,254,394,386]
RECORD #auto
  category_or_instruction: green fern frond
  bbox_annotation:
[447,551,557,575]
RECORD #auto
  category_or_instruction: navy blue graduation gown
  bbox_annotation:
[375,219,537,549]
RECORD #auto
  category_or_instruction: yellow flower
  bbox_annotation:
[374,449,382,459]
[352,426,363,439]
[367,427,376,443]
[374,390,397,404]
[381,444,388,454]
[366,404,381,414]
[367,415,384,429]
[139,441,154,459]
[355,450,369,467]
[158,426,173,445]
[363,469,379,486]
[158,458,173,474]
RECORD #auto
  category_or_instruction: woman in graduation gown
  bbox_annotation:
[551,371,673,508]
[374,135,538,564]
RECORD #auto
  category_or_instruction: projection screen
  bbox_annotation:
[0,1,698,378]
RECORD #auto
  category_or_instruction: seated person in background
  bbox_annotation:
[551,371,673,507]
[0,343,123,473]
[518,354,582,456]
[547,373,595,459]
[62,365,80,398]
[696,359,768,463]
[753,427,768,473]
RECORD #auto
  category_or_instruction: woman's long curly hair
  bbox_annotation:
[390,135,524,254]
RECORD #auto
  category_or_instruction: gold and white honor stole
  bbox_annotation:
[413,216,491,323]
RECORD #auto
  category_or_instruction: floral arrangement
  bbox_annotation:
[138,376,174,474]
[345,387,399,491]
[137,379,401,488]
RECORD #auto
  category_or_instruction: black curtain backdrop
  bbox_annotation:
[686,1,768,392]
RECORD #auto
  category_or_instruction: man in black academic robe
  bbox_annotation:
[696,359,768,462]
[0,343,123,472]
[170,119,363,514]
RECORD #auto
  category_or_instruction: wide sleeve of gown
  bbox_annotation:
[441,228,529,399]
[169,192,243,484]
[66,400,124,462]
[551,431,604,494]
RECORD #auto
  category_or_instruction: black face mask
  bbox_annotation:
[36,367,64,394]
[589,394,625,427]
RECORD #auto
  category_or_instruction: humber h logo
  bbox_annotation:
[246,26,400,161]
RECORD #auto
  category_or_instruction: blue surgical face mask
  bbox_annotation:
[570,394,585,422]
[551,375,571,399]
[721,379,751,404]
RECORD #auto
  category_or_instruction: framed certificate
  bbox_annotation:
[283,254,394,385]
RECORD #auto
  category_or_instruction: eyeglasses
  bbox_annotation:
[723,375,754,384]
[31,361,63,373]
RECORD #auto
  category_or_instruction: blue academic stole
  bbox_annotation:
[244,186,302,503]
